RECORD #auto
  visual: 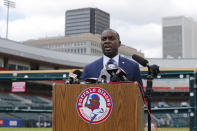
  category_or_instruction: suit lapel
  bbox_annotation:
[119,56,124,68]
[96,57,104,74]
[119,56,128,75]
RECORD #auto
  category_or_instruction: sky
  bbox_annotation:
[0,0,197,58]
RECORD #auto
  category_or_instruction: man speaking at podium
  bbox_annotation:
[82,28,143,89]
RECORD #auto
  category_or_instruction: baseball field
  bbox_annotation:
[0,128,189,131]
[145,128,189,131]
[0,128,51,131]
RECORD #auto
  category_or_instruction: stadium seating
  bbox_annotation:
[0,92,52,127]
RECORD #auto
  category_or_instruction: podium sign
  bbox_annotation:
[76,87,113,124]
[53,83,144,131]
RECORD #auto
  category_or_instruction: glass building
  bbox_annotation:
[65,8,110,36]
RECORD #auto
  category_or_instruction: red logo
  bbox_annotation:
[0,120,3,125]
[76,87,113,124]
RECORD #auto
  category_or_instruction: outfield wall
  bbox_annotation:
[0,119,21,127]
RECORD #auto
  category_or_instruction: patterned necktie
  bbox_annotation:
[107,58,115,64]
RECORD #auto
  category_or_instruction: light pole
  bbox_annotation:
[4,0,15,39]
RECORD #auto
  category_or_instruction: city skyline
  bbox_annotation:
[1,0,197,58]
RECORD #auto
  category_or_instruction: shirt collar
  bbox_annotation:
[103,54,119,68]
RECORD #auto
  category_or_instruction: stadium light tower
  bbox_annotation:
[4,0,15,39]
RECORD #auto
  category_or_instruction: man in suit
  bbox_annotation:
[82,29,143,89]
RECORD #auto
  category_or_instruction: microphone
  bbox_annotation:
[101,75,107,83]
[105,63,120,82]
[116,68,128,81]
[149,64,160,77]
[66,70,82,84]
[105,63,118,75]
[132,54,149,67]
[98,68,111,83]
[73,70,82,79]
[132,54,160,77]
[105,63,128,82]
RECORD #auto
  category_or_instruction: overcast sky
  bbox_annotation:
[0,0,197,58]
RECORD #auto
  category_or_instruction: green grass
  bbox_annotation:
[0,128,52,131]
[0,128,190,131]
[0,128,189,131]
[145,128,189,131]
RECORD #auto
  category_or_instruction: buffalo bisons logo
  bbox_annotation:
[76,87,113,124]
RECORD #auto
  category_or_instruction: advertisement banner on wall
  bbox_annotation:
[0,120,3,125]
[11,82,26,92]
[0,119,21,127]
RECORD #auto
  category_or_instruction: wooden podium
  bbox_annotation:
[53,82,144,131]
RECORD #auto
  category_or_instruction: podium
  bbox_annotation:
[53,82,144,131]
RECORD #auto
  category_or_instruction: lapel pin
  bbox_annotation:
[122,62,125,64]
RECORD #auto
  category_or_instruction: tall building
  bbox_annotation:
[65,8,110,36]
[162,16,197,58]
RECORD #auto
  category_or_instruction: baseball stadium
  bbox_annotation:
[0,38,197,131]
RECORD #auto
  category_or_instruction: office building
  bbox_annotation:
[65,8,110,36]
[162,16,197,58]
[24,33,144,59]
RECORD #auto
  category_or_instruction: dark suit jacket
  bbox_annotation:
[82,56,143,88]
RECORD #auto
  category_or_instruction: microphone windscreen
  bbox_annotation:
[106,63,118,75]
[132,54,148,67]
[72,70,82,78]
[117,68,126,76]
[98,68,110,83]
[69,73,77,78]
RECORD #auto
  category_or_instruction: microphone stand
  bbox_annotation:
[147,66,153,131]
[146,65,159,131]
[131,54,159,131]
